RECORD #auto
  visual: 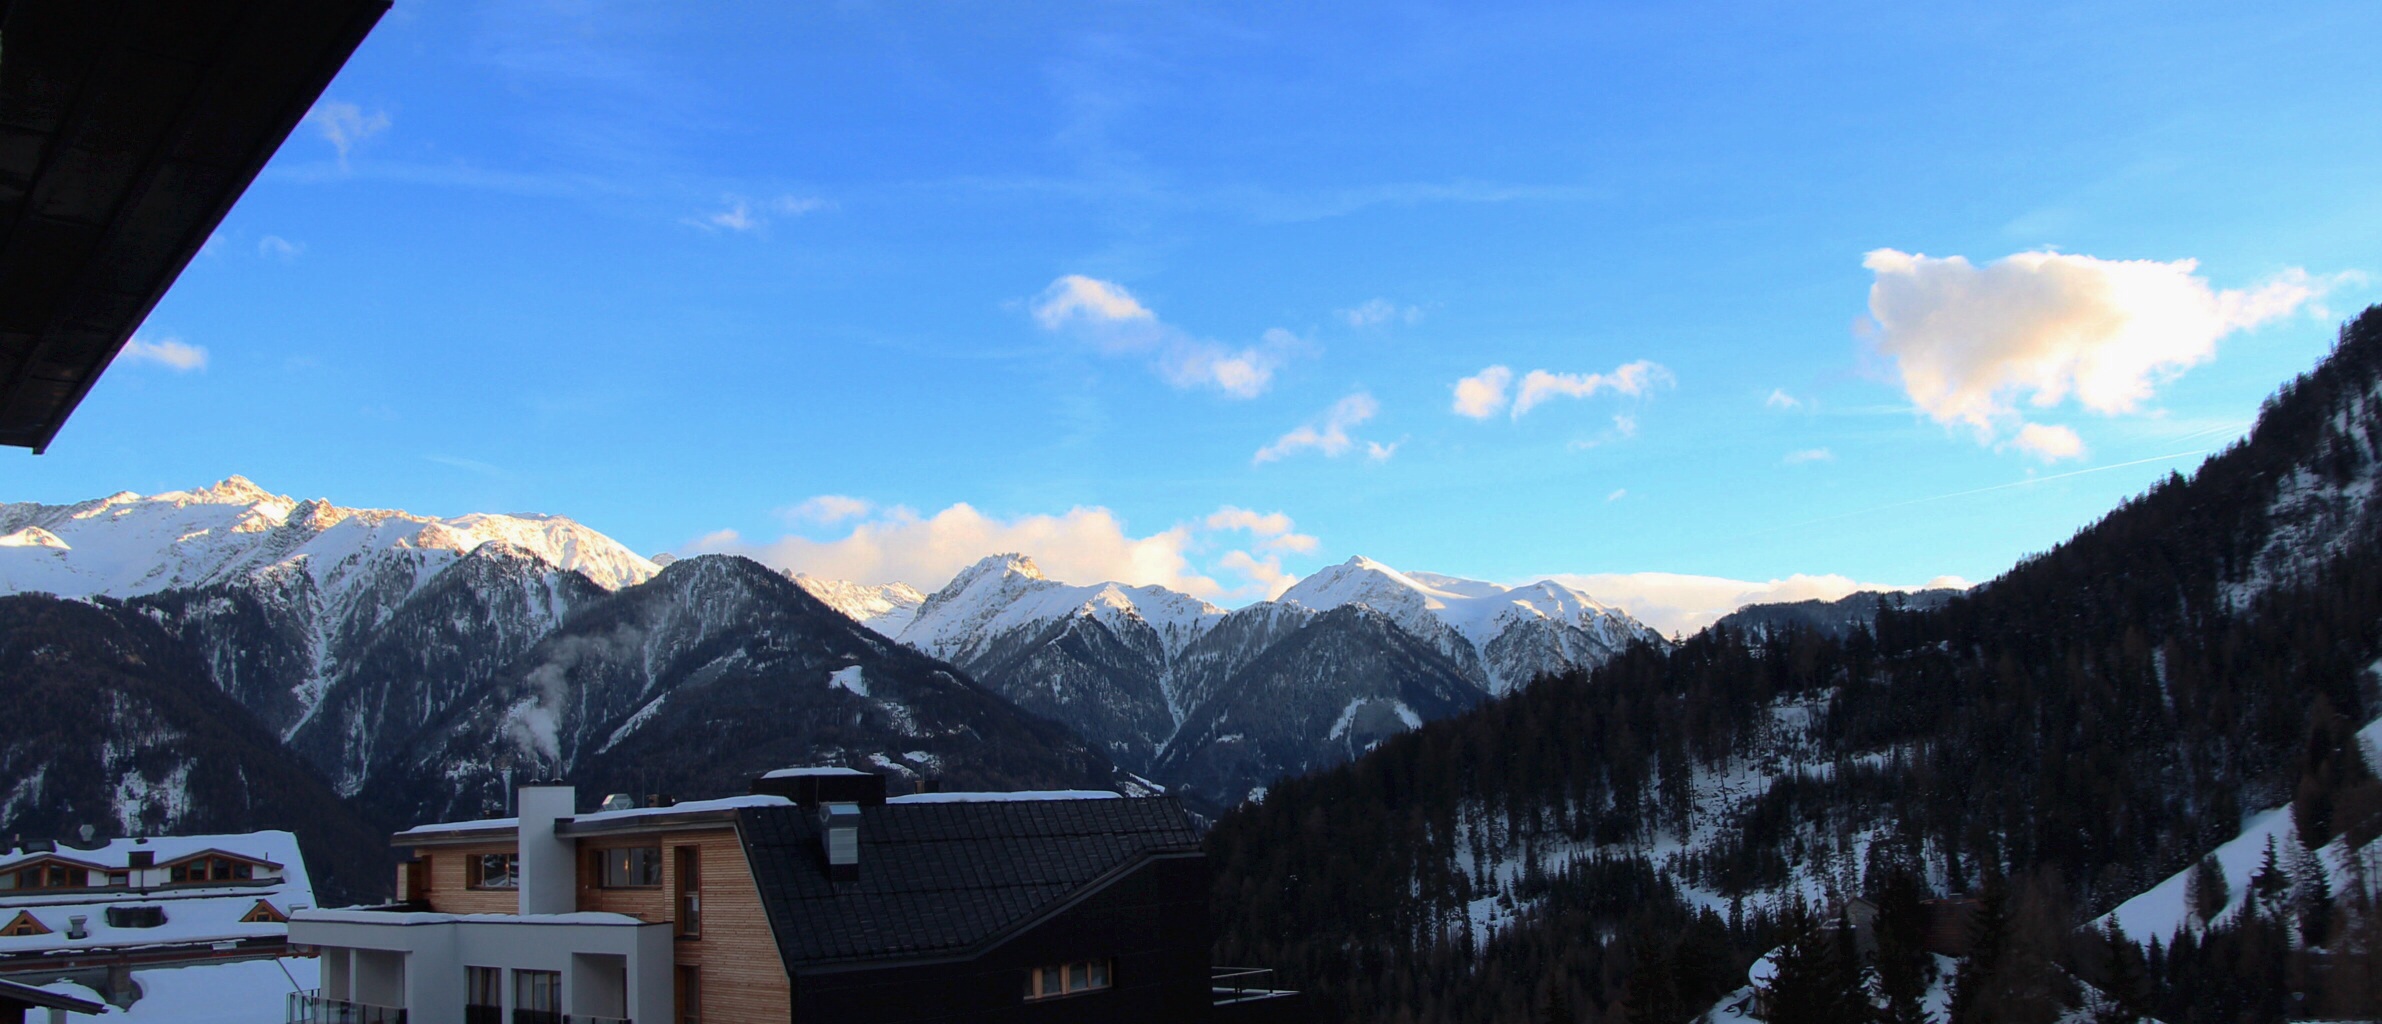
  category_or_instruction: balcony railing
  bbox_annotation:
[1214,967,1296,1004]
[288,990,408,1024]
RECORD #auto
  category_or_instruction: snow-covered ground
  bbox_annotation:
[39,957,316,1024]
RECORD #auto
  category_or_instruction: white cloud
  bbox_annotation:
[687,194,827,234]
[782,494,874,524]
[1033,275,1155,329]
[306,100,389,167]
[690,501,1318,601]
[258,236,304,260]
[1863,249,2341,454]
[1544,571,1973,637]
[117,336,207,372]
[1032,276,1294,398]
[1340,298,1422,328]
[1783,448,1835,464]
[1606,488,1628,502]
[1766,389,1802,409]
[2010,423,2085,462]
[1513,360,1674,417]
[1254,392,1389,463]
[1204,507,1320,553]
[1452,365,1513,419]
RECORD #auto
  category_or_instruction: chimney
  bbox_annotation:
[516,783,576,916]
[821,802,861,882]
[66,915,87,940]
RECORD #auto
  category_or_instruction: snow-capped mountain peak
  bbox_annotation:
[899,553,1225,664]
[1279,555,1657,693]
[791,574,928,637]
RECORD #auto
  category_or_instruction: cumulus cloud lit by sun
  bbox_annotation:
[1545,571,1972,637]
[1863,249,2346,462]
[689,501,1321,601]
[781,494,873,524]
[1254,392,1398,464]
[1031,275,1298,398]
[1453,360,1673,420]
[117,335,207,372]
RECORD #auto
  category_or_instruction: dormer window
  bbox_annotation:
[167,855,257,884]
[0,911,49,937]
[6,860,93,890]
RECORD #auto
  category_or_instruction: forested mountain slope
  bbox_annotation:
[1208,307,2382,1024]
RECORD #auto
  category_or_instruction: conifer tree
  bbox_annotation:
[2185,855,2229,927]
[1873,867,1932,1024]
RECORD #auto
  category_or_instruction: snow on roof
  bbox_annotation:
[761,766,873,779]
[0,831,303,875]
[294,908,650,927]
[886,790,1122,804]
[0,830,311,956]
[568,794,791,825]
[392,816,519,841]
[40,956,316,1024]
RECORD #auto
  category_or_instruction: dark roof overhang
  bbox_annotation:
[0,0,390,452]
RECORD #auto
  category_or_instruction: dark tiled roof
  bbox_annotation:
[737,797,1199,968]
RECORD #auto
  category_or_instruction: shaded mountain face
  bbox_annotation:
[803,553,1657,809]
[0,483,1122,872]
[1153,605,1489,811]
[358,555,1115,827]
[1204,308,2382,1024]
[0,595,390,904]
[1712,587,1962,639]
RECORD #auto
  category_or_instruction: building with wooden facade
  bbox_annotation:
[287,773,1257,1023]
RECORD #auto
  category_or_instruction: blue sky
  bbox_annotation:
[14,0,2382,623]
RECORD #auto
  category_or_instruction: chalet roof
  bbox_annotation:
[737,796,1199,970]
[0,0,388,452]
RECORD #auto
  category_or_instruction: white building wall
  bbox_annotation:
[292,912,669,1024]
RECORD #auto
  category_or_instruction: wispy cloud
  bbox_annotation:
[1453,359,1674,420]
[781,494,874,525]
[117,336,207,372]
[257,236,304,261]
[1031,275,1300,398]
[1783,448,1835,465]
[1340,298,1422,328]
[1863,248,2350,460]
[1254,392,1393,464]
[306,100,390,169]
[1606,488,1628,502]
[686,194,828,234]
[1766,389,1802,410]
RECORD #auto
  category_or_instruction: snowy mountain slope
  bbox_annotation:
[362,555,1114,826]
[900,553,1225,664]
[0,478,660,740]
[788,553,1657,800]
[791,574,925,637]
[1282,557,1660,694]
[0,476,656,600]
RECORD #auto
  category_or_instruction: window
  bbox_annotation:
[12,862,83,890]
[105,871,127,887]
[1024,958,1112,1000]
[166,856,255,884]
[515,969,561,1023]
[465,966,502,1024]
[240,900,285,924]
[466,853,519,889]
[596,846,662,888]
[674,846,701,937]
[676,965,701,1024]
[1,911,48,937]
